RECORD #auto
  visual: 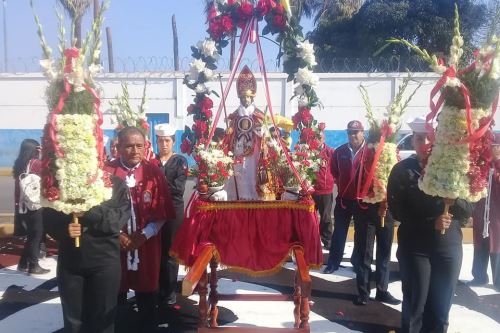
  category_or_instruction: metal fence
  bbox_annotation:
[0,56,431,73]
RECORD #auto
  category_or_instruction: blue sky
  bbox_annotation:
[1,0,314,71]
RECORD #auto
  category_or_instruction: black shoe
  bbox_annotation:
[17,260,28,273]
[354,295,368,306]
[28,263,50,275]
[322,265,337,274]
[467,278,489,287]
[375,291,401,305]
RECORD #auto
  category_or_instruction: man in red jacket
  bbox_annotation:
[313,126,335,249]
[106,126,175,332]
[323,120,365,274]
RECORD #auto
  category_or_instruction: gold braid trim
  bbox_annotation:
[194,199,315,213]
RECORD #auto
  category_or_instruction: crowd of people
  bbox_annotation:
[11,115,500,333]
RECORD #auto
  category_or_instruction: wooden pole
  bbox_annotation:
[106,26,114,72]
[172,15,179,71]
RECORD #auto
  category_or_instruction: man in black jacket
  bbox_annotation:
[44,175,131,333]
[387,117,473,333]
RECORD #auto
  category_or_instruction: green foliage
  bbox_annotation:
[309,0,487,72]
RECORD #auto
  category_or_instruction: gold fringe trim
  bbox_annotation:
[195,199,315,213]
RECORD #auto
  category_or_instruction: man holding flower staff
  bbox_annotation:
[387,116,473,333]
[106,126,175,331]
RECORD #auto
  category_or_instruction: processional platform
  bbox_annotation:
[171,198,323,332]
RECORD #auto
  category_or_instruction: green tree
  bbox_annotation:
[309,0,486,72]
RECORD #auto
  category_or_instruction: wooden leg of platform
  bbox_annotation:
[198,270,209,328]
[182,244,215,296]
[292,246,312,329]
[209,258,219,327]
[293,271,302,328]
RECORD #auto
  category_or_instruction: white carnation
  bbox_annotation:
[297,40,317,67]
[296,67,318,87]
[197,39,219,59]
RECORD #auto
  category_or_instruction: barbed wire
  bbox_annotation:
[0,56,431,73]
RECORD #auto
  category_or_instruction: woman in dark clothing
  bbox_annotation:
[43,175,131,333]
[13,138,49,275]
[154,123,188,305]
[387,120,473,333]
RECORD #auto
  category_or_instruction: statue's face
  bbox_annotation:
[240,95,253,108]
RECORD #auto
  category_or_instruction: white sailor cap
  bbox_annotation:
[407,116,429,134]
[155,123,176,137]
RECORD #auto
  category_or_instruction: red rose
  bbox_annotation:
[272,14,286,29]
[292,113,300,129]
[300,127,315,143]
[201,108,213,119]
[210,173,219,182]
[180,139,192,154]
[193,120,208,138]
[228,0,236,5]
[308,139,321,151]
[318,122,326,131]
[199,96,213,109]
[221,15,234,33]
[299,107,312,125]
[256,0,271,17]
[208,19,224,41]
[44,186,60,201]
[274,3,284,14]
[237,2,254,19]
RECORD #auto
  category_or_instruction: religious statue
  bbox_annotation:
[224,66,275,201]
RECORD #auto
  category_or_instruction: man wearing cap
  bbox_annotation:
[154,123,188,305]
[312,127,335,249]
[224,66,272,200]
[323,120,365,273]
[106,126,175,331]
[387,116,473,333]
[469,133,500,291]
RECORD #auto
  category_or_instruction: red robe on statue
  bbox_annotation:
[106,159,175,293]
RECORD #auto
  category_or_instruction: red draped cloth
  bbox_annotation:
[171,198,323,275]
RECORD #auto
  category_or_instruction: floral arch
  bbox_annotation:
[180,0,324,194]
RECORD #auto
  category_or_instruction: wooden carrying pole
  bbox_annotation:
[73,213,80,247]
[172,15,179,71]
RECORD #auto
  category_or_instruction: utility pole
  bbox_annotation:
[2,0,7,72]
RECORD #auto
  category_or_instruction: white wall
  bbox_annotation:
[3,71,496,133]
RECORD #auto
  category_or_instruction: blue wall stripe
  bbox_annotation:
[0,129,351,168]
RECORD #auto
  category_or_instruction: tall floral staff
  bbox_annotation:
[381,4,499,233]
[32,0,111,246]
[358,76,422,227]
[109,81,154,160]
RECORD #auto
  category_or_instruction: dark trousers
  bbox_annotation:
[397,222,462,333]
[353,203,394,298]
[117,291,158,333]
[17,209,43,266]
[312,193,333,247]
[326,197,358,269]
[57,260,121,333]
[472,236,500,288]
[159,206,184,301]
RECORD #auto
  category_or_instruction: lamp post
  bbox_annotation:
[2,0,7,72]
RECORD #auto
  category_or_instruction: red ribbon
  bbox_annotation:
[428,56,498,145]
[358,123,391,200]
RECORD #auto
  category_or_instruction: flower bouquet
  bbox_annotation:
[358,76,421,226]
[383,5,499,233]
[190,142,234,201]
[109,81,154,160]
[32,1,111,246]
